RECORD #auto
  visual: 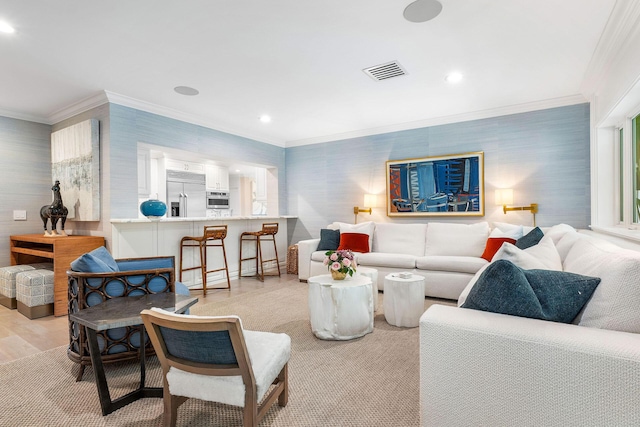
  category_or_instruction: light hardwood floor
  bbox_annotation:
[0,275,296,364]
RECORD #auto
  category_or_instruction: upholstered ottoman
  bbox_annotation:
[15,269,55,319]
[0,263,53,309]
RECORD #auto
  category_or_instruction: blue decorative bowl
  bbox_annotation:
[140,199,167,220]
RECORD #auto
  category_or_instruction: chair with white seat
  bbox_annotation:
[140,308,290,427]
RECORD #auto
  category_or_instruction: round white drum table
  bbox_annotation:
[383,273,425,327]
[355,266,379,311]
[308,274,374,340]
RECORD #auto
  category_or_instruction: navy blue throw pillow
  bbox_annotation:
[461,259,600,323]
[317,229,340,251]
[515,227,544,249]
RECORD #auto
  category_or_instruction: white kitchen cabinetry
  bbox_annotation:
[137,148,151,197]
[206,165,229,191]
[254,167,267,200]
[166,159,205,174]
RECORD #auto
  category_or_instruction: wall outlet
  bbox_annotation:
[13,210,27,220]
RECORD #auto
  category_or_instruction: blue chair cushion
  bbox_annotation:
[159,327,237,365]
[70,246,119,272]
[117,257,174,271]
[462,259,600,323]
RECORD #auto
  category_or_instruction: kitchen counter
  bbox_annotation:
[110,216,297,288]
[111,215,297,223]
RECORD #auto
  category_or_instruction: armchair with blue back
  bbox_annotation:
[67,246,190,381]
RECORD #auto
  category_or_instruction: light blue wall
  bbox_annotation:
[0,116,53,264]
[108,104,287,220]
[286,103,591,243]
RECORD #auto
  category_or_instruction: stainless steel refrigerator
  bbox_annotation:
[167,170,206,218]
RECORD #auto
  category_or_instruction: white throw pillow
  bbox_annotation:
[491,235,562,271]
[555,230,583,264]
[336,221,375,252]
[491,222,524,239]
[544,223,577,245]
[564,236,640,333]
[425,222,490,257]
[457,235,562,306]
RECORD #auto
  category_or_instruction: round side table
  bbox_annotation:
[355,266,379,311]
[307,274,374,340]
[383,273,425,327]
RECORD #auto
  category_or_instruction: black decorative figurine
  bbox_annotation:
[40,180,68,237]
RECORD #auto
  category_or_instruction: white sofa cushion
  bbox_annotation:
[493,221,534,236]
[556,230,582,264]
[490,223,523,239]
[373,223,427,256]
[425,222,490,257]
[334,221,375,252]
[356,252,417,269]
[564,236,640,333]
[416,256,487,274]
[544,223,577,245]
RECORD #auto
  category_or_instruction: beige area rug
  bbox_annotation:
[0,281,450,426]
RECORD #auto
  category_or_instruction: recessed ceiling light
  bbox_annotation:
[0,21,15,34]
[403,0,443,23]
[445,72,463,83]
[174,86,199,96]
[259,115,271,123]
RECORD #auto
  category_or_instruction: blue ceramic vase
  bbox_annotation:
[140,199,167,219]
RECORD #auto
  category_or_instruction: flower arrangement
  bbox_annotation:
[323,249,357,280]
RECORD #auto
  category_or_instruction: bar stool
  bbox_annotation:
[239,222,281,281]
[179,225,231,295]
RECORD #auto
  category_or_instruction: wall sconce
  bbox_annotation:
[354,194,376,223]
[495,188,538,226]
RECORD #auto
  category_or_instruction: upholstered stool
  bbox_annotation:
[15,269,55,319]
[239,222,281,281]
[179,225,230,295]
[0,263,53,309]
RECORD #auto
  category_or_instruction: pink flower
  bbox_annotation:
[331,262,341,271]
[323,257,329,265]
[330,253,338,261]
[342,258,351,267]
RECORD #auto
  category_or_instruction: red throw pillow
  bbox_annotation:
[337,232,370,253]
[481,237,517,262]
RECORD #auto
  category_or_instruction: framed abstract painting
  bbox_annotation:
[386,151,484,217]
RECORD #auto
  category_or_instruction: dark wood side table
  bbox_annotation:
[69,292,198,416]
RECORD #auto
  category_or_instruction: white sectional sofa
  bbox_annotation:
[297,221,491,300]
[420,226,640,426]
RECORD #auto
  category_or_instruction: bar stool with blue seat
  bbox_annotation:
[179,225,231,295]
[239,222,281,281]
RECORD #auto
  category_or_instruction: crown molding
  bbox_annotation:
[0,108,49,125]
[103,91,285,148]
[580,1,640,97]
[47,92,110,125]
[285,94,588,148]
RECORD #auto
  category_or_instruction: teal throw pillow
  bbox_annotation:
[70,246,119,272]
[317,229,340,251]
[515,227,544,249]
[461,259,600,323]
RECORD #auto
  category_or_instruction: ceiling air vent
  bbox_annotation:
[363,61,408,81]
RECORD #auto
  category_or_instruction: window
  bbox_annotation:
[618,113,640,225]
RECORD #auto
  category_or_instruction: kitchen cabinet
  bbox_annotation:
[137,148,150,197]
[206,165,229,191]
[254,167,267,200]
[166,159,205,173]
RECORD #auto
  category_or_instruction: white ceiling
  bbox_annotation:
[0,1,615,147]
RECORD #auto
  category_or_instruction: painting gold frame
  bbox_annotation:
[386,151,484,217]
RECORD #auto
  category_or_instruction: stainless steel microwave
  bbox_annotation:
[207,191,230,209]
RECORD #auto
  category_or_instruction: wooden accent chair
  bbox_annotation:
[141,308,290,427]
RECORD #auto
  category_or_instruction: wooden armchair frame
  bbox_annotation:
[141,309,288,427]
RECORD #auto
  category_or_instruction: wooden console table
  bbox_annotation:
[10,234,105,316]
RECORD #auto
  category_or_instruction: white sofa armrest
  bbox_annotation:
[420,305,640,427]
[297,238,320,281]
